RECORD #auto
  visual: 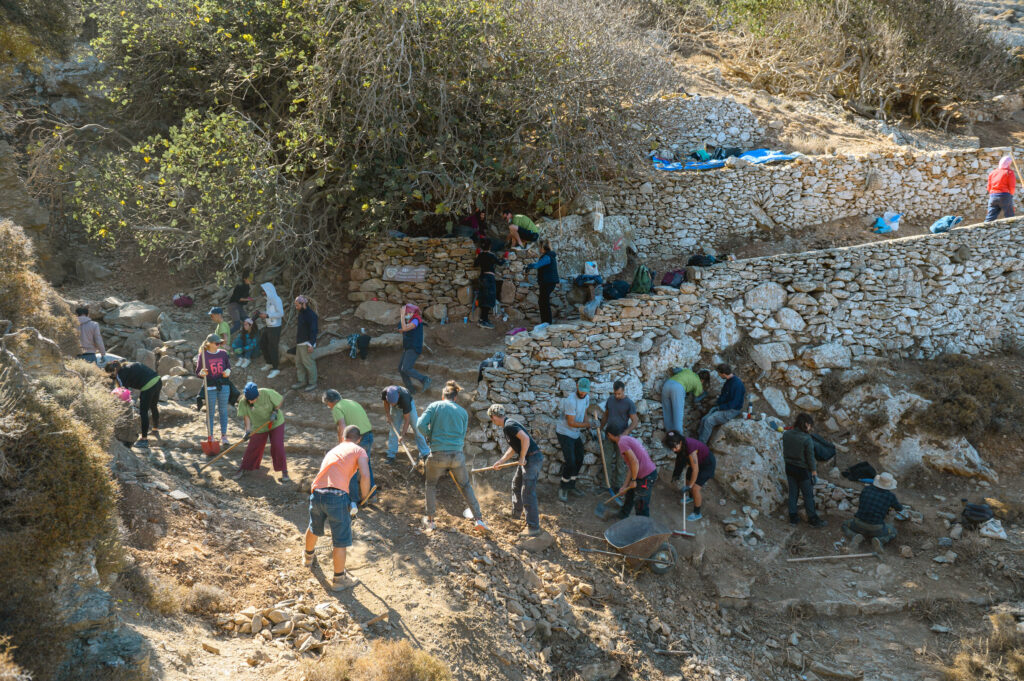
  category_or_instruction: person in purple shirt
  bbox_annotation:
[665,431,716,522]
[196,333,232,446]
[605,424,657,519]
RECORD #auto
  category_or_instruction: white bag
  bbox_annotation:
[979,518,1007,541]
[583,261,599,276]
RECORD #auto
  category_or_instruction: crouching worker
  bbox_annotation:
[665,432,715,522]
[235,381,289,482]
[843,472,902,553]
[605,425,657,519]
[303,425,371,591]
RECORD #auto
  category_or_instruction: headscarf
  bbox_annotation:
[295,295,308,305]
[999,156,1013,170]
[403,303,423,325]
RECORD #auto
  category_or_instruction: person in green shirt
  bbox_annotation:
[235,381,289,482]
[661,367,710,439]
[209,307,231,349]
[502,211,539,250]
[322,389,376,513]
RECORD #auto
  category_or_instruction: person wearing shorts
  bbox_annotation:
[502,211,540,249]
[303,425,371,591]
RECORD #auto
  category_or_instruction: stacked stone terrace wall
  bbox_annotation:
[645,94,765,153]
[602,147,1006,259]
[478,219,1024,483]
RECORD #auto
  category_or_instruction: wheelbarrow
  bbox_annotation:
[562,516,682,575]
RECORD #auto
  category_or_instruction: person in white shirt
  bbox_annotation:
[257,282,284,379]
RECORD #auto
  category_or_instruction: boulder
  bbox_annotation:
[579,661,621,681]
[535,213,634,278]
[1,327,64,376]
[710,419,784,513]
[743,282,787,311]
[158,312,183,342]
[801,342,852,370]
[355,301,401,327]
[0,141,49,231]
[884,436,998,483]
[75,259,112,283]
[103,301,161,328]
[423,303,447,323]
[775,307,806,332]
[178,376,203,396]
[834,383,931,448]
[750,341,793,372]
[762,386,791,418]
[639,335,701,393]
[157,354,183,375]
[135,348,157,371]
[701,306,741,353]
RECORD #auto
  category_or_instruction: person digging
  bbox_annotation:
[843,472,903,553]
[323,389,376,514]
[599,379,640,504]
[235,381,290,482]
[486,404,544,537]
[303,425,372,591]
[381,385,430,463]
[605,424,657,519]
[665,431,715,522]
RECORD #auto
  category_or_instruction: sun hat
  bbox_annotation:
[244,382,259,400]
[873,472,897,490]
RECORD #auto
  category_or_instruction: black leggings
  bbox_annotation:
[139,380,161,438]
[261,325,281,368]
[539,281,556,324]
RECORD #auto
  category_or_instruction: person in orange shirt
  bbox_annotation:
[303,425,371,591]
[986,155,1016,222]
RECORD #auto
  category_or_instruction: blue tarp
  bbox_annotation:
[651,148,802,172]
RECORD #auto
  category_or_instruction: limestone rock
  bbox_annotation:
[158,312,183,342]
[762,386,791,418]
[801,342,852,370]
[775,307,806,332]
[157,354,183,375]
[710,419,784,513]
[1,327,64,376]
[104,301,161,328]
[135,348,157,371]
[835,383,930,448]
[640,335,701,393]
[579,661,621,681]
[701,306,741,353]
[750,341,793,371]
[743,282,787,311]
[884,436,998,483]
[355,300,401,326]
[536,213,634,278]
[75,259,112,282]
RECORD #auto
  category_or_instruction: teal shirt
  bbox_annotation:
[417,399,468,452]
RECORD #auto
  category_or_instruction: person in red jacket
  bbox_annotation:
[986,156,1016,222]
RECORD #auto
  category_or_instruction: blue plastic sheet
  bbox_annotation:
[651,148,802,172]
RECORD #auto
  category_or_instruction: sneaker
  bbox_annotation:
[474,519,491,533]
[809,516,828,528]
[303,550,315,567]
[350,502,359,518]
[232,470,245,480]
[687,511,703,522]
[421,377,432,393]
[870,537,884,554]
[260,364,272,372]
[280,473,291,483]
[680,495,693,506]
[221,436,230,447]
[267,369,281,379]
[385,455,396,463]
[303,384,317,392]
[520,526,542,538]
[330,572,358,591]
[133,438,149,449]
[422,517,436,532]
[849,534,865,551]
[558,488,569,502]
[478,320,494,329]
[291,382,305,390]
[569,487,586,498]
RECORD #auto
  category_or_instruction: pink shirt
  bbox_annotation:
[311,441,364,493]
[617,436,656,478]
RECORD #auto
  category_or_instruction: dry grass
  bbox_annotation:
[784,134,832,157]
[0,636,28,681]
[943,613,1024,681]
[183,583,229,616]
[37,361,120,445]
[303,640,452,681]
[119,564,184,616]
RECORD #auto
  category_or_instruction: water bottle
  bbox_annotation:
[463,316,468,324]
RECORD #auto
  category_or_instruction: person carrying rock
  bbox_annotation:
[843,472,903,553]
[381,384,430,462]
[473,238,505,329]
[105,359,161,448]
[303,425,371,591]
[75,305,106,365]
[209,306,231,349]
[323,389,375,514]
[665,431,715,522]
[486,404,544,537]
[231,318,260,368]
[661,367,709,437]
[697,363,745,443]
[257,282,284,379]
[398,303,431,393]
[226,273,255,335]
[417,381,489,532]
[783,413,826,528]
[556,377,595,503]
[502,210,540,250]
[605,425,657,519]
[195,333,233,447]
[291,295,319,392]
[599,379,640,499]
[235,381,289,482]
[985,155,1016,222]
[525,240,559,325]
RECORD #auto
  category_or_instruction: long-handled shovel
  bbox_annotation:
[192,420,273,475]
[387,420,422,473]
[594,423,612,497]
[470,462,520,474]
[198,346,221,456]
[447,471,476,520]
[594,489,627,519]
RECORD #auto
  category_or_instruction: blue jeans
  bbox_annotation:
[349,433,376,504]
[206,384,230,438]
[986,192,1014,222]
[786,465,819,520]
[698,407,742,443]
[512,452,544,530]
[308,491,353,548]
[77,353,99,365]
[398,349,428,392]
[387,403,429,458]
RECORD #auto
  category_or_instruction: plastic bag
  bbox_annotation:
[583,261,600,276]
[871,212,902,234]
[112,387,132,402]
[979,518,1008,541]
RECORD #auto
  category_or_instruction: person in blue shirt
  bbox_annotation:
[291,295,319,392]
[398,303,431,394]
[697,363,746,443]
[525,240,559,325]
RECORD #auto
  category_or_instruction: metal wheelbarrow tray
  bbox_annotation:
[564,515,679,574]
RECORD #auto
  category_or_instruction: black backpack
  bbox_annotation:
[686,254,717,267]
[961,501,994,527]
[810,433,836,462]
[602,280,631,301]
[842,461,877,482]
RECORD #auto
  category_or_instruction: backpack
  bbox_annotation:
[842,461,876,483]
[630,265,653,294]
[810,433,836,463]
[660,269,687,288]
[686,254,717,267]
[961,502,994,527]
[602,280,630,301]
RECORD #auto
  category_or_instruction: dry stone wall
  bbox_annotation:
[602,147,1006,259]
[478,219,1024,483]
[644,94,765,157]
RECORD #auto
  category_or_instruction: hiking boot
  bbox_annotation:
[330,572,358,591]
[303,550,315,568]
[569,487,586,498]
[133,438,149,449]
[280,473,291,483]
[520,526,542,538]
[809,516,827,528]
[303,384,317,392]
[291,382,305,390]
[478,320,494,329]
[789,514,800,525]
[687,511,703,522]
[267,369,281,379]
[558,488,569,503]
[421,377,432,393]
[870,537,884,554]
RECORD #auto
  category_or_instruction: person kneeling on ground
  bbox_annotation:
[235,381,289,482]
[697,363,745,443]
[665,431,715,522]
[417,381,489,532]
[323,389,376,515]
[783,412,826,528]
[605,425,657,519]
[487,404,544,537]
[304,425,371,591]
[843,472,903,553]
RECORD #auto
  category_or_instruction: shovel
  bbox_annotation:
[470,462,520,474]
[387,420,422,473]
[447,471,476,521]
[594,489,627,519]
[192,420,273,475]
[198,347,220,456]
